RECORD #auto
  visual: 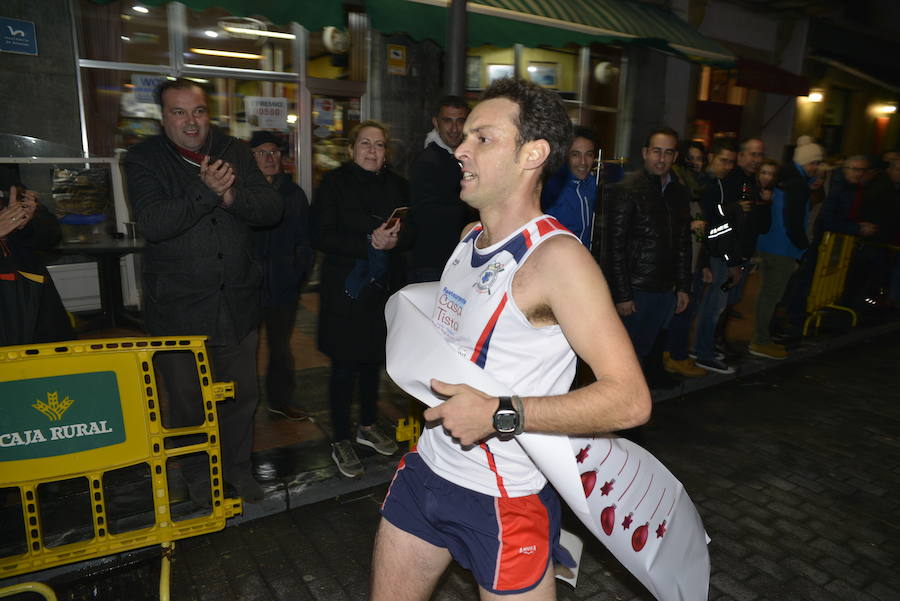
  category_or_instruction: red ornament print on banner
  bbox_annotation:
[581,470,597,497]
[601,505,616,535]
[632,523,649,551]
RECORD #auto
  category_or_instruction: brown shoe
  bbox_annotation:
[748,342,787,360]
[268,405,310,421]
[663,352,707,377]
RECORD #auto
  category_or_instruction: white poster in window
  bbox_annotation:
[132,74,167,104]
[314,97,335,126]
[245,96,288,129]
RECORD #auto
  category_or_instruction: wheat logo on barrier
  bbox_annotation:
[32,391,75,421]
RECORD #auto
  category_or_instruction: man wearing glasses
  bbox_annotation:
[250,131,314,422]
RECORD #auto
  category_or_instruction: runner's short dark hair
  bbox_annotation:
[480,78,572,179]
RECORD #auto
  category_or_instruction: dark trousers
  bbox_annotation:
[621,289,676,363]
[785,244,818,330]
[154,329,259,482]
[262,303,298,407]
[329,359,380,442]
[666,271,703,361]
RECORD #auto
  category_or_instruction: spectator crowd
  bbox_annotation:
[3,77,898,495]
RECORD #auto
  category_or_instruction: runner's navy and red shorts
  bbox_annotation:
[381,452,567,595]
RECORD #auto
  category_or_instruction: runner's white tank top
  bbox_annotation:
[417,215,578,498]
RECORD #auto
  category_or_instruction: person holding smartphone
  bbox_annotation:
[311,120,412,478]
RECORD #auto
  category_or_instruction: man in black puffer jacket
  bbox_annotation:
[125,79,282,503]
[602,128,692,373]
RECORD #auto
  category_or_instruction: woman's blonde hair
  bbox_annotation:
[348,120,390,148]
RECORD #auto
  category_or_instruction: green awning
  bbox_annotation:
[89,0,344,30]
[367,0,735,66]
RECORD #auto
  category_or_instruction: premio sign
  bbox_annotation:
[0,372,125,461]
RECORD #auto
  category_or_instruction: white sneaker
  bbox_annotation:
[355,425,398,456]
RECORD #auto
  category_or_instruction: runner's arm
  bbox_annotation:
[427,236,650,444]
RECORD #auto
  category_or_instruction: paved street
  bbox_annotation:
[160,332,899,601]
[5,327,898,601]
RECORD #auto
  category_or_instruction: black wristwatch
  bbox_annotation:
[493,396,523,435]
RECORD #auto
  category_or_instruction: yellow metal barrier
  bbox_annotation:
[804,232,858,335]
[396,399,423,450]
[0,337,242,594]
[0,581,58,600]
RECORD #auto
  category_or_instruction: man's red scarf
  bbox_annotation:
[173,143,208,167]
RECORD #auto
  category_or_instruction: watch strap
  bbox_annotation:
[510,395,525,435]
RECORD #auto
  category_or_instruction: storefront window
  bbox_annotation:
[78,0,170,65]
[311,95,361,188]
[185,7,295,72]
[81,69,299,165]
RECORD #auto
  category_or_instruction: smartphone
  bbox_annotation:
[386,206,409,228]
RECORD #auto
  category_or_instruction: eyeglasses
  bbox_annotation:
[253,150,282,158]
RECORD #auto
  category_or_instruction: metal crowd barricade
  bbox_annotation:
[804,232,858,335]
[0,337,242,598]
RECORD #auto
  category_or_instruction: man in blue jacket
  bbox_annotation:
[541,126,598,248]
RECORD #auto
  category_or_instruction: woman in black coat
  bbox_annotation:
[311,120,411,478]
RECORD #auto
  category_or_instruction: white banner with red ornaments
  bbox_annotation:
[385,283,710,601]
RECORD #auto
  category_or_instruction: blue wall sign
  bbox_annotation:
[0,17,38,56]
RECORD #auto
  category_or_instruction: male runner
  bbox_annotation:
[372,78,651,601]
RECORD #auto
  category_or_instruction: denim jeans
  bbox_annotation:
[666,270,704,361]
[693,257,729,361]
[621,288,676,361]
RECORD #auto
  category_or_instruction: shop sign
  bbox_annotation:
[314,97,335,126]
[0,17,37,56]
[132,74,167,104]
[0,372,126,461]
[245,96,288,129]
[387,44,407,76]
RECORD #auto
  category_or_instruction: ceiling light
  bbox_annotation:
[222,26,295,40]
[121,35,131,42]
[189,48,264,60]
[807,91,824,103]
[875,104,896,114]
[132,5,149,14]
[204,30,219,38]
[287,114,298,124]
[185,77,209,84]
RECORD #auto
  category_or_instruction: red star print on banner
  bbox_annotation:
[600,480,614,495]
[622,513,634,529]
[656,520,667,538]
[575,445,591,463]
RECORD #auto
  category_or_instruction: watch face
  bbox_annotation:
[494,410,517,433]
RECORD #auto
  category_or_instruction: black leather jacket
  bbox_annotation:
[602,169,692,303]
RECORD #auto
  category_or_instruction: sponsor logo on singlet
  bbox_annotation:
[474,261,505,295]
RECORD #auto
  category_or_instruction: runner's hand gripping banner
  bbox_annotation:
[385,283,710,601]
